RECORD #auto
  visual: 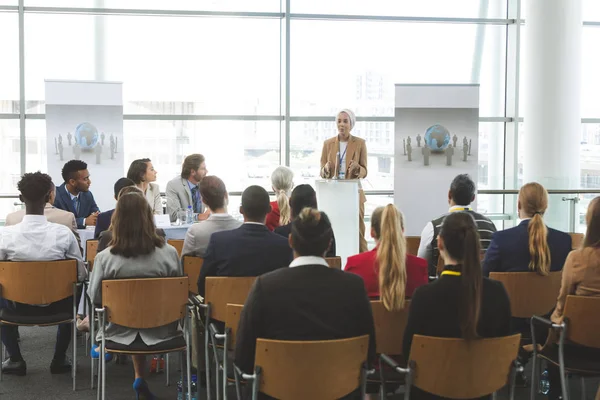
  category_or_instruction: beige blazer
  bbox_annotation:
[320,134,368,203]
[551,247,600,323]
[5,203,81,247]
[145,182,163,215]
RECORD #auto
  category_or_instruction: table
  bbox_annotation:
[78,228,96,259]
[162,224,193,240]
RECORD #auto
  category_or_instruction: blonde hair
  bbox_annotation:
[271,166,294,226]
[372,204,407,311]
[519,182,551,275]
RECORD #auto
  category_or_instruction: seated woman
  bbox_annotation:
[345,204,428,304]
[403,212,511,400]
[265,166,293,231]
[274,184,336,257]
[127,158,163,215]
[87,190,182,399]
[483,182,572,277]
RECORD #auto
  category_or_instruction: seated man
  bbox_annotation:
[181,176,242,258]
[235,208,376,399]
[53,160,100,229]
[94,177,136,239]
[197,185,292,297]
[5,181,81,248]
[166,153,208,222]
[417,174,496,277]
[0,172,86,376]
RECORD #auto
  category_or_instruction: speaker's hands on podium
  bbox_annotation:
[348,161,360,178]
[323,161,333,178]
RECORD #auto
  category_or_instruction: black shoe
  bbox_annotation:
[2,358,26,376]
[50,356,72,374]
[515,369,529,388]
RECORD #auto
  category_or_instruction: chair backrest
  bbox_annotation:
[183,256,204,295]
[409,334,521,399]
[225,303,244,348]
[0,260,77,305]
[87,240,99,270]
[167,239,184,257]
[102,277,188,329]
[563,295,600,349]
[489,271,563,318]
[254,335,369,400]
[205,277,256,322]
[325,256,342,270]
[371,300,411,355]
[406,236,421,256]
[569,233,584,250]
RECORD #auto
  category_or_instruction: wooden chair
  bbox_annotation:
[234,335,370,400]
[86,239,99,271]
[183,256,204,295]
[325,256,342,270]
[95,277,191,400]
[569,233,584,250]
[167,239,184,257]
[0,260,79,390]
[223,304,244,397]
[381,334,521,399]
[406,236,421,256]
[531,296,600,400]
[201,277,257,400]
[489,271,562,319]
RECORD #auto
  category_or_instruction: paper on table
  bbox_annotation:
[154,214,171,228]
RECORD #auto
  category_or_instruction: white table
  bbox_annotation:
[78,228,96,259]
[162,224,192,240]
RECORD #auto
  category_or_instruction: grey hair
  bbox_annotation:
[271,166,294,195]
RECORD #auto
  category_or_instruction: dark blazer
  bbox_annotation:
[94,209,114,239]
[482,220,572,277]
[274,223,337,258]
[54,183,100,229]
[235,263,376,378]
[97,229,166,253]
[402,272,511,400]
[197,223,292,297]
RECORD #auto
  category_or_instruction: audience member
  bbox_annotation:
[53,160,100,229]
[166,153,208,222]
[265,166,294,231]
[181,176,241,258]
[274,184,337,257]
[483,182,572,277]
[197,185,292,297]
[94,177,136,239]
[87,190,182,399]
[345,204,428,304]
[235,208,376,399]
[5,181,81,248]
[417,174,496,277]
[127,158,163,214]
[403,212,511,399]
[0,172,86,376]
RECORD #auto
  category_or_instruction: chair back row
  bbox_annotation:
[205,277,256,322]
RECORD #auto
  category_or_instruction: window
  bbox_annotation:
[0,120,22,217]
[0,12,19,113]
[25,0,280,12]
[582,27,600,117]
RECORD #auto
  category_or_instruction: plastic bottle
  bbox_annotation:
[176,378,184,400]
[186,205,193,224]
[539,369,550,395]
[191,374,198,400]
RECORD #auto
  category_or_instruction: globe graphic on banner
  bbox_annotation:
[74,122,99,149]
[424,124,451,151]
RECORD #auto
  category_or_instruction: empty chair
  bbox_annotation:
[168,239,184,258]
[86,239,99,270]
[183,256,204,296]
[325,256,342,269]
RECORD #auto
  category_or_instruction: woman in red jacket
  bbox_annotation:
[265,166,294,231]
[345,204,428,309]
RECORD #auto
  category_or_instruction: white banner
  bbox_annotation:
[45,80,124,212]
[394,84,480,236]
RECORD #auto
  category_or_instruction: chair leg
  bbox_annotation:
[166,353,170,386]
[0,330,4,382]
[73,291,77,392]
[186,310,192,400]
[509,362,517,400]
[580,377,585,400]
[205,325,212,400]
[96,353,101,400]
[530,354,538,400]
[90,309,95,390]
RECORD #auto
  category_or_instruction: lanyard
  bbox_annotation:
[450,207,471,212]
[338,144,348,168]
[440,270,461,277]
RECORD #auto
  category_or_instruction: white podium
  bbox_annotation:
[315,179,360,268]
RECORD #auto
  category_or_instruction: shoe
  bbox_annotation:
[76,315,90,332]
[90,344,113,362]
[1,358,26,376]
[50,356,72,374]
[515,369,529,388]
[133,378,156,400]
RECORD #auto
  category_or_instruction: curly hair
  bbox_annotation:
[18,172,54,202]
[61,160,88,183]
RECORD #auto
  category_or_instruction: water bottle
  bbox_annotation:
[176,378,184,400]
[191,374,198,400]
[539,368,550,395]
[186,205,193,224]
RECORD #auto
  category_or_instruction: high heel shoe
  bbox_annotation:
[133,378,156,400]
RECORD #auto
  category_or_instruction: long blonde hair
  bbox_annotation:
[271,166,294,226]
[519,182,551,275]
[373,204,407,311]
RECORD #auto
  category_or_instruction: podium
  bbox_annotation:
[315,179,360,268]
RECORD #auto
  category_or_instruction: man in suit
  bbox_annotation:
[5,181,81,248]
[53,160,100,229]
[181,176,241,258]
[235,208,376,399]
[166,154,208,222]
[197,185,292,297]
[94,177,136,239]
